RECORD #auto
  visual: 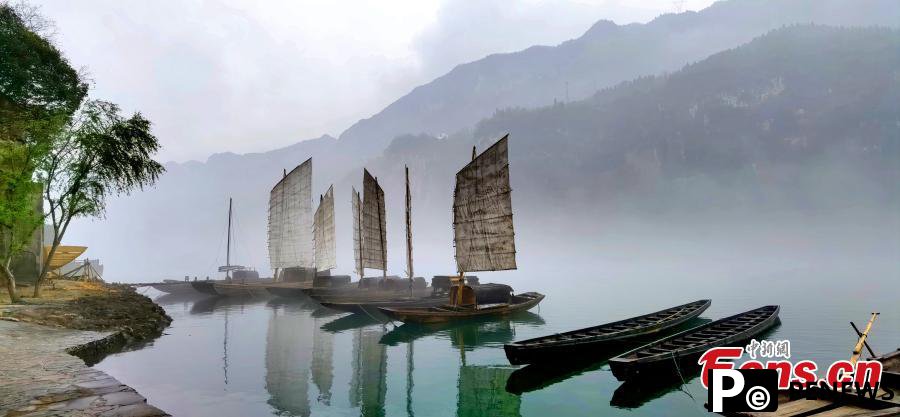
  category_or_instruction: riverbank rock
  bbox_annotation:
[2,283,172,364]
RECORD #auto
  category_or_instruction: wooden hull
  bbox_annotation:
[608,305,780,382]
[190,280,273,297]
[712,388,900,416]
[871,349,900,388]
[306,286,433,303]
[320,296,449,314]
[378,292,545,324]
[504,299,711,365]
[190,281,220,296]
[150,282,196,294]
[212,282,272,297]
[260,282,313,298]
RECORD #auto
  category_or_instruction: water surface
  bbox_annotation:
[97,256,899,417]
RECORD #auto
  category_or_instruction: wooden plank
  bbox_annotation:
[766,399,835,417]
[814,406,900,417]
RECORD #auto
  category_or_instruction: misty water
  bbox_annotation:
[93,214,899,417]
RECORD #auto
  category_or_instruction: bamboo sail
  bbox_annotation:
[268,158,314,273]
[453,135,516,273]
[314,185,336,272]
[362,169,387,275]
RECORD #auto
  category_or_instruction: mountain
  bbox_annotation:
[338,0,900,155]
[66,2,900,281]
[372,25,900,214]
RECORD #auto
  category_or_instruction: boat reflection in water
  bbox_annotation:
[320,312,381,333]
[458,365,521,417]
[264,298,335,416]
[380,312,546,347]
[265,300,314,417]
[349,327,388,417]
[189,294,271,316]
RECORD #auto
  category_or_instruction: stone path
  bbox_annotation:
[0,320,169,417]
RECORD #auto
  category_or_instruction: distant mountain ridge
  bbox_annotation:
[361,25,899,215]
[68,1,900,281]
[337,0,900,155]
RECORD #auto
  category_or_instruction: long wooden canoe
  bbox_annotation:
[377,292,545,324]
[871,349,900,387]
[504,299,711,365]
[608,305,780,381]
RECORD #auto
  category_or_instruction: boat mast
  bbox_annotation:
[375,176,386,278]
[405,165,413,295]
[357,190,364,279]
[453,148,477,306]
[226,197,232,281]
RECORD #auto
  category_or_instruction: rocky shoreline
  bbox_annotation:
[0,283,172,416]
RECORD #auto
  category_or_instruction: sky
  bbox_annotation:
[30,0,716,162]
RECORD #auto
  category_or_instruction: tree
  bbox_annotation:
[35,100,164,297]
[0,3,86,302]
[0,141,42,302]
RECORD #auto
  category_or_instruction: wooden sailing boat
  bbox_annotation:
[269,158,315,282]
[318,166,445,312]
[305,169,430,302]
[361,168,388,280]
[266,165,352,297]
[263,159,335,298]
[191,197,262,296]
[312,185,351,288]
[379,135,544,323]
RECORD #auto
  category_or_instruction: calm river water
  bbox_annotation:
[97,254,899,417]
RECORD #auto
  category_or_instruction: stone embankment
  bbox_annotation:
[0,283,171,417]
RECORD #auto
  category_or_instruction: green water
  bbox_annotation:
[95,261,899,417]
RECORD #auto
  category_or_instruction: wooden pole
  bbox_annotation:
[226,197,232,281]
[850,313,879,366]
[850,321,878,358]
[357,190,364,279]
[405,165,413,296]
[375,176,386,278]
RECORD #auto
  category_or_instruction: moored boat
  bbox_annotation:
[379,289,545,324]
[211,280,272,297]
[194,197,265,296]
[261,281,313,298]
[608,305,781,381]
[378,135,544,323]
[191,280,220,296]
[871,349,900,387]
[320,295,449,314]
[504,299,711,365]
[150,279,197,294]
